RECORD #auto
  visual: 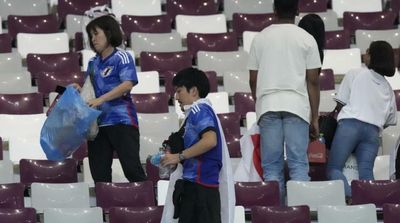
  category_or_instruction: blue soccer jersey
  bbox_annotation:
[182,101,223,187]
[87,49,139,127]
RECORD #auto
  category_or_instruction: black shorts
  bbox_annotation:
[176,180,221,223]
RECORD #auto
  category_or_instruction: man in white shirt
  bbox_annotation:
[247,0,321,199]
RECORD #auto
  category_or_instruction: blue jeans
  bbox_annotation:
[259,112,310,199]
[326,119,379,197]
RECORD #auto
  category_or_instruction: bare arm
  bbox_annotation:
[88,80,135,107]
[249,70,258,102]
[306,68,320,140]
[161,130,217,165]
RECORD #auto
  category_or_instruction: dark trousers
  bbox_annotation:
[88,124,146,182]
[178,181,221,223]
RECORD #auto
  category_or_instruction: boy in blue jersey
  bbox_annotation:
[161,68,223,223]
[75,15,146,183]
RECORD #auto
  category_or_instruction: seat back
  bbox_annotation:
[131,31,183,56]
[206,92,230,114]
[251,205,310,223]
[121,15,172,37]
[43,207,103,223]
[139,51,192,73]
[233,13,275,36]
[31,182,90,212]
[351,180,400,208]
[165,0,218,20]
[0,208,36,222]
[0,0,48,19]
[109,206,163,223]
[197,51,249,77]
[383,203,400,223]
[95,181,155,211]
[223,71,251,95]
[235,181,280,209]
[355,29,400,54]
[0,93,43,115]
[298,0,327,12]
[325,30,351,49]
[27,52,81,79]
[319,69,335,91]
[233,92,255,118]
[317,204,377,223]
[223,0,273,20]
[131,93,169,113]
[111,0,162,20]
[287,180,346,211]
[0,183,24,208]
[176,14,227,38]
[322,48,362,75]
[343,11,396,36]
[57,0,110,24]
[0,34,12,53]
[332,0,382,19]
[187,32,238,56]
[17,33,69,59]
[7,15,58,40]
[130,71,160,94]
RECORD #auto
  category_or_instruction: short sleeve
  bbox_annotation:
[247,34,260,71]
[306,37,322,69]
[190,106,217,137]
[385,94,398,127]
[117,51,138,84]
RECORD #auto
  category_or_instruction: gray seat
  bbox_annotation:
[355,29,400,54]
[43,207,103,223]
[197,50,249,77]
[65,14,84,39]
[130,31,183,57]
[0,52,23,73]
[297,10,340,31]
[0,0,48,19]
[223,71,251,95]
[223,0,273,20]
[0,160,14,184]
[0,71,33,94]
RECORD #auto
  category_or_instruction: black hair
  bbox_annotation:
[274,0,299,20]
[173,67,210,98]
[86,15,123,51]
[368,41,395,77]
[298,14,325,63]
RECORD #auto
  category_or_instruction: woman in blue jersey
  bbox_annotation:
[80,15,146,182]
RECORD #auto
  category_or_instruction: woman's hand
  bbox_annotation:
[87,97,105,108]
[70,83,82,92]
[161,153,180,166]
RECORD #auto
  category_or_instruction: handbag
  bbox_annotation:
[318,111,338,150]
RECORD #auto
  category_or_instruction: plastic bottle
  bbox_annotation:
[156,143,174,179]
[318,133,326,145]
[150,150,164,167]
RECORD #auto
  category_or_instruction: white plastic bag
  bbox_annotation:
[80,76,99,140]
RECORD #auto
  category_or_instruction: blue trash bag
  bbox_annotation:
[40,86,101,161]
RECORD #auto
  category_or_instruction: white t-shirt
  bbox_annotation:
[336,67,397,130]
[247,24,321,123]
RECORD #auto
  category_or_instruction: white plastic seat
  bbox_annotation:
[130,31,183,56]
[320,90,337,112]
[245,112,257,130]
[130,71,160,94]
[206,92,230,114]
[0,114,47,164]
[0,71,33,94]
[0,16,2,34]
[0,0,48,19]
[175,14,227,38]
[242,31,258,53]
[0,159,14,184]
[355,29,400,54]
[82,158,128,187]
[80,49,96,72]
[138,113,179,162]
[322,48,362,75]
[66,14,84,39]
[386,69,400,90]
[17,33,69,59]
[197,51,249,77]
[31,182,90,213]
[223,71,251,95]
[373,155,391,180]
[157,180,169,206]
[297,10,340,31]
[318,204,377,223]
[112,0,162,20]
[287,180,346,211]
[332,0,382,19]
[43,207,103,223]
[223,0,274,20]
[0,52,23,73]
[234,206,245,223]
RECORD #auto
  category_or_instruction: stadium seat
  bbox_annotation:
[355,29,400,54]
[343,11,396,36]
[130,71,160,94]
[322,48,362,75]
[325,30,351,49]
[0,208,36,222]
[130,31,183,56]
[351,180,400,209]
[0,34,12,53]
[17,33,69,59]
[165,0,218,20]
[139,51,192,73]
[287,180,346,211]
[111,0,162,20]
[319,69,335,91]
[43,207,103,223]
[223,0,273,20]
[297,11,340,31]
[197,51,249,77]
[187,32,238,57]
[95,181,155,212]
[175,14,227,38]
[0,93,43,115]
[223,71,251,95]
[0,160,14,184]
[0,183,24,208]
[251,205,310,223]
[332,0,382,19]
[383,203,400,223]
[234,92,255,119]
[121,14,172,38]
[0,0,48,20]
[7,14,58,40]
[36,71,85,98]
[131,93,169,113]
[235,181,280,209]
[218,112,241,157]
[318,204,377,223]
[109,206,163,223]
[232,13,275,36]
[57,0,110,25]
[298,0,327,12]
[31,182,90,212]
